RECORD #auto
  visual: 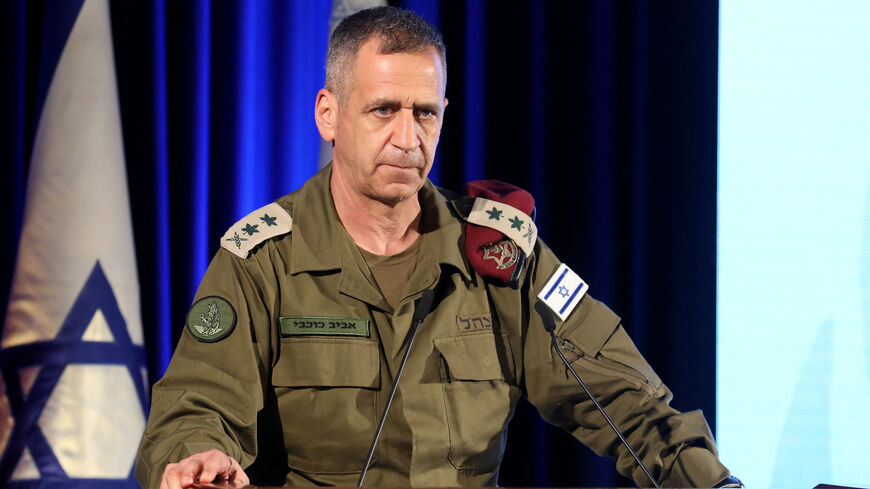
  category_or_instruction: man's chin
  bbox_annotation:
[368,182,424,206]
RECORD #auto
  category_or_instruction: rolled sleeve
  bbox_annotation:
[518,242,730,488]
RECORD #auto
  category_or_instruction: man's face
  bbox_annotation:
[322,39,447,205]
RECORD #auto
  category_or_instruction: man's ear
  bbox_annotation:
[314,89,338,142]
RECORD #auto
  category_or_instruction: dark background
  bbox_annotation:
[0,1,719,486]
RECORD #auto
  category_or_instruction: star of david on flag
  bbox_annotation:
[537,263,589,321]
[0,0,148,487]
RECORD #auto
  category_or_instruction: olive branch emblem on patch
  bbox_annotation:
[194,302,223,337]
[186,296,236,342]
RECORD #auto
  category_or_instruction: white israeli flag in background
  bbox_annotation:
[538,263,589,322]
[0,0,147,487]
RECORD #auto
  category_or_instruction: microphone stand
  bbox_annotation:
[535,301,661,488]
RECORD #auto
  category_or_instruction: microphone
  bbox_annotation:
[358,289,435,487]
[411,288,436,326]
[534,300,661,489]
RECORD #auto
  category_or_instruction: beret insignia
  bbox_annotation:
[461,180,536,287]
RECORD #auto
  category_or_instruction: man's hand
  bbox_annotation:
[160,449,250,489]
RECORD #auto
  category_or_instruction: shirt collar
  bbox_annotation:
[285,163,472,283]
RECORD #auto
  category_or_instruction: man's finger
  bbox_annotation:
[199,453,231,483]
[178,458,204,487]
[227,458,250,486]
[163,468,184,489]
[159,450,242,489]
[162,462,185,489]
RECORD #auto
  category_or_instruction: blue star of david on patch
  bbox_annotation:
[0,261,147,488]
[557,285,570,298]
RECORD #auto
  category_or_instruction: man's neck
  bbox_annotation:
[330,169,422,256]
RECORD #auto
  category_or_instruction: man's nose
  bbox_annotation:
[391,109,420,151]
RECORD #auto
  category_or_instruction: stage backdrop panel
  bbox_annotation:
[717,1,870,488]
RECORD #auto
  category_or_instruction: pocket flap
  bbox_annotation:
[272,338,380,388]
[434,333,504,381]
[561,297,621,357]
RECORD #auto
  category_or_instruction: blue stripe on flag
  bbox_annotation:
[544,267,569,299]
[559,282,584,315]
[0,342,146,369]
[6,478,140,489]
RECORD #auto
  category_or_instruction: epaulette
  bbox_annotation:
[220,202,292,259]
[448,196,539,253]
[451,180,537,288]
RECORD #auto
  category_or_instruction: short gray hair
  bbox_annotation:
[325,6,447,103]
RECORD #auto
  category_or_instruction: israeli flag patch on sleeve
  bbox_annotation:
[537,263,589,321]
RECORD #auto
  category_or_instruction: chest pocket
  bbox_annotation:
[434,332,512,471]
[272,338,380,474]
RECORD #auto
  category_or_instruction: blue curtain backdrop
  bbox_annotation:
[0,1,719,486]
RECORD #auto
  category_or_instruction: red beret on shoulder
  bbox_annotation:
[462,180,537,287]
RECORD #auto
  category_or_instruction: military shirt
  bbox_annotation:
[135,164,731,488]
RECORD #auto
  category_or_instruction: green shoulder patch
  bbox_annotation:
[186,296,237,342]
[220,202,292,259]
[279,316,370,338]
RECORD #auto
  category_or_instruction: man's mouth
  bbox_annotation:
[381,162,420,170]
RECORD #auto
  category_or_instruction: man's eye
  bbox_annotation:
[374,107,392,116]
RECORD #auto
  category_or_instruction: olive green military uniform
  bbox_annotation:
[135,164,731,489]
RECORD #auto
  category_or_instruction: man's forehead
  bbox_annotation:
[355,84,443,107]
[361,35,443,66]
[354,40,444,84]
[349,42,445,101]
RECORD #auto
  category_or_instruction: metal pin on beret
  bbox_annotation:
[462,180,537,288]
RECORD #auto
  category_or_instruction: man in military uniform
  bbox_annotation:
[135,7,741,489]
